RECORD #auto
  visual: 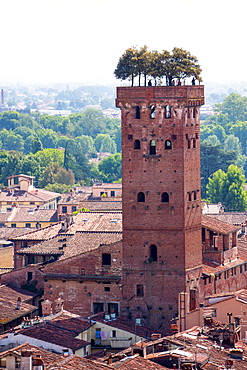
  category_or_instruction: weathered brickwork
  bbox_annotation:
[116,86,205,331]
[43,241,123,317]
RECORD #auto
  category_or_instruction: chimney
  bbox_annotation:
[54,297,64,313]
[41,299,52,316]
[21,351,32,370]
[107,353,112,365]
[62,349,69,357]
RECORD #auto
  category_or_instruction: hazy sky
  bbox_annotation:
[1,0,245,85]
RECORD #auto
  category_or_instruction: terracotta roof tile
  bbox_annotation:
[47,354,112,369]
[0,342,62,365]
[0,188,60,203]
[80,200,122,212]
[17,232,122,260]
[91,313,157,339]
[0,207,58,223]
[66,212,122,234]
[10,222,63,241]
[18,321,89,351]
[202,214,241,234]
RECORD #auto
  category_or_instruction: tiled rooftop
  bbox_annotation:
[202,214,240,234]
[0,207,58,223]
[207,212,247,226]
[80,200,122,212]
[17,232,122,260]
[18,321,89,351]
[46,354,112,369]
[0,342,62,365]
[66,212,122,234]
[0,284,37,324]
[91,313,157,339]
[0,188,60,203]
[9,222,63,241]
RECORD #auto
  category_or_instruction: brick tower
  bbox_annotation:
[116,85,205,333]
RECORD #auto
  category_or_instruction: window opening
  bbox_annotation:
[27,271,33,281]
[62,206,67,214]
[193,138,196,148]
[108,302,119,316]
[149,244,157,262]
[102,253,111,265]
[93,302,104,314]
[187,192,192,201]
[193,191,197,200]
[111,330,116,338]
[150,105,155,119]
[136,284,144,297]
[161,192,169,203]
[134,139,141,149]
[137,192,145,202]
[188,139,191,149]
[135,106,141,119]
[149,140,156,155]
[111,191,115,197]
[193,107,196,118]
[165,140,172,150]
[165,105,171,118]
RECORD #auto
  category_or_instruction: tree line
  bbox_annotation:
[114,46,202,86]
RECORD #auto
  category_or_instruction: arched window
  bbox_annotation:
[149,244,157,262]
[134,139,141,150]
[165,140,172,150]
[149,140,156,155]
[137,192,145,202]
[193,107,196,118]
[165,105,171,118]
[150,105,155,119]
[135,106,141,119]
[161,192,169,203]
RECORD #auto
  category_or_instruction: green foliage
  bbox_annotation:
[97,153,122,182]
[94,134,116,154]
[44,183,73,193]
[73,207,90,215]
[206,165,247,211]
[34,148,64,168]
[215,93,247,123]
[114,46,202,86]
[39,163,74,187]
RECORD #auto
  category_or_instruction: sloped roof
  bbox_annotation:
[66,212,122,234]
[47,354,112,369]
[0,342,61,365]
[0,207,58,223]
[202,214,240,234]
[19,321,89,351]
[206,212,247,226]
[0,188,60,203]
[17,232,122,260]
[91,313,157,339]
[9,222,63,241]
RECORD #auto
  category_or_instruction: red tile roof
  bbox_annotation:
[18,321,89,351]
[46,354,112,369]
[202,215,240,234]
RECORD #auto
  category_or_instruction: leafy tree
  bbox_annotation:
[215,93,247,123]
[206,165,247,211]
[224,135,242,155]
[34,148,64,168]
[75,135,96,156]
[44,183,73,193]
[203,135,221,146]
[36,128,58,149]
[229,121,247,155]
[97,153,122,182]
[31,137,43,154]
[0,129,24,152]
[39,162,74,187]
[94,134,116,153]
[200,142,238,198]
[114,46,202,86]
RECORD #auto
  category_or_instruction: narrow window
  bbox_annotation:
[136,284,144,297]
[193,191,197,200]
[137,192,145,202]
[188,139,191,149]
[161,192,169,203]
[62,206,67,213]
[72,206,77,212]
[165,140,172,150]
[187,109,190,118]
[135,106,141,119]
[165,105,171,118]
[134,139,141,149]
[150,105,155,119]
[102,253,111,266]
[193,138,196,148]
[193,107,196,118]
[111,191,115,197]
[149,244,157,262]
[27,271,33,281]
[149,140,156,155]
[187,192,192,201]
[111,330,116,338]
